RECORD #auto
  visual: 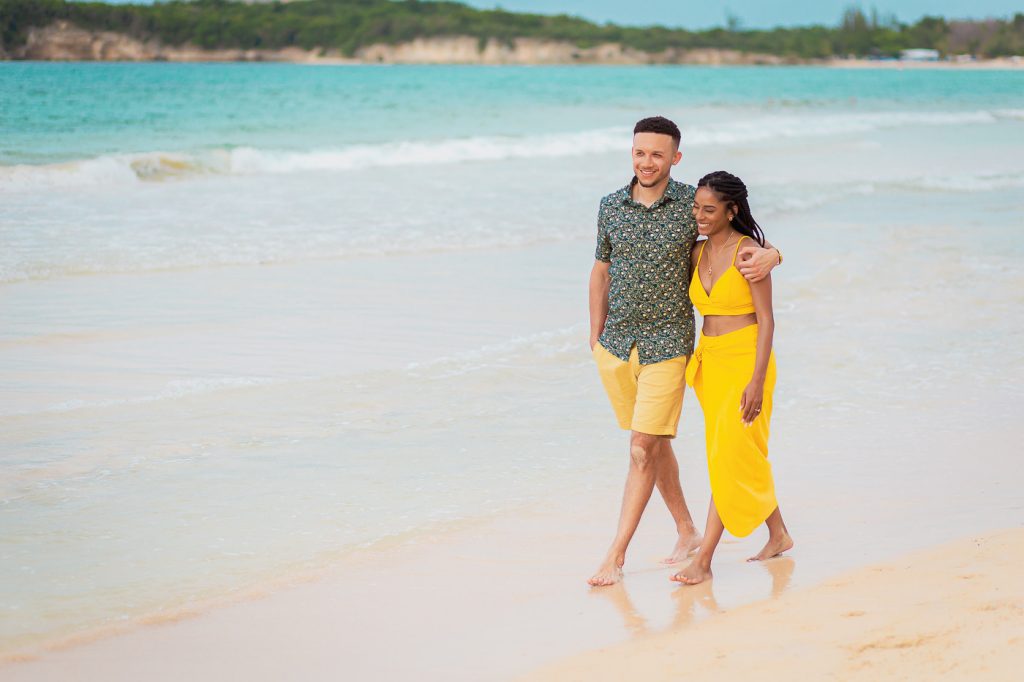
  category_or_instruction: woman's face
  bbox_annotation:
[692,187,734,237]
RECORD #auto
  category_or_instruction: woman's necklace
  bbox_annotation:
[706,236,739,281]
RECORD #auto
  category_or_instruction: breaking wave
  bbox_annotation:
[1,109,1016,189]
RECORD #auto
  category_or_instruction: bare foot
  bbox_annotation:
[747,532,794,562]
[670,560,712,585]
[661,529,703,564]
[588,558,624,587]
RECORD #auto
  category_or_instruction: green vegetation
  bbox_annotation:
[2,0,1023,59]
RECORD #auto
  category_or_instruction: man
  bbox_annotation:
[587,116,781,587]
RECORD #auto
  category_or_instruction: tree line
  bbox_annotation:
[2,0,1023,59]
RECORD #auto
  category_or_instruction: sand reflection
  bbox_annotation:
[595,556,797,638]
[760,556,796,597]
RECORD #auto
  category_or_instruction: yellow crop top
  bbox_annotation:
[689,236,757,316]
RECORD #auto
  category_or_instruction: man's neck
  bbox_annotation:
[631,176,671,208]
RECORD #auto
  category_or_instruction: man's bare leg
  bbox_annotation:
[747,506,794,561]
[655,439,702,564]
[671,498,724,585]
[588,431,664,587]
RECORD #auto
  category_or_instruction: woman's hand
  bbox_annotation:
[740,380,764,425]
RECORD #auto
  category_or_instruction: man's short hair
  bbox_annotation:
[633,116,681,147]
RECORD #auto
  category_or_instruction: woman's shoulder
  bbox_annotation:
[691,239,706,258]
[729,234,756,266]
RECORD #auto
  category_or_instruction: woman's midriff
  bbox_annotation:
[701,313,757,337]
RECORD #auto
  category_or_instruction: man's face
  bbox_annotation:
[631,132,681,188]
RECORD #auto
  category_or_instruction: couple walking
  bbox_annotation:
[588,116,793,587]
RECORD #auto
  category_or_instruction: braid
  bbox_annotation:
[697,171,765,247]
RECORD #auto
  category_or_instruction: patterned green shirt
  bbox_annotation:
[595,177,698,364]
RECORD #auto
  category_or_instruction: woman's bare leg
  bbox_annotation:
[748,506,794,562]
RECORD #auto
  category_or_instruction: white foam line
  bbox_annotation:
[1,109,1014,189]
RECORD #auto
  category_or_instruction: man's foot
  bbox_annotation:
[670,560,712,585]
[661,529,703,564]
[747,532,794,562]
[588,558,624,587]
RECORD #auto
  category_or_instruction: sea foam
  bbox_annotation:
[0,109,1014,190]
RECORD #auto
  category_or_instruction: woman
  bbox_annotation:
[671,171,793,585]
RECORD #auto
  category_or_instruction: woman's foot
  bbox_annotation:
[747,532,794,562]
[661,529,703,564]
[670,559,712,585]
[588,557,624,587]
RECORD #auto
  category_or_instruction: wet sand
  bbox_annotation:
[3,463,1022,681]
[0,488,798,681]
[525,528,1024,681]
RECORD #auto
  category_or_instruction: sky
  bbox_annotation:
[91,2,1024,30]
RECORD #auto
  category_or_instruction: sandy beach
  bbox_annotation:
[829,57,1024,69]
[526,528,1024,681]
[3,493,1021,680]
[0,483,820,680]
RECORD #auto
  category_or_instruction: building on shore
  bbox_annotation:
[900,48,940,61]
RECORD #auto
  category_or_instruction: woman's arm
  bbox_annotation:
[741,272,774,425]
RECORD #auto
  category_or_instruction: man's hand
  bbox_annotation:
[737,245,781,283]
[589,260,611,350]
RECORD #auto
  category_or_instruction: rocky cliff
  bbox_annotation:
[6,21,791,65]
[356,36,788,65]
[7,21,345,62]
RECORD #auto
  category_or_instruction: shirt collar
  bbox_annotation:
[619,176,682,208]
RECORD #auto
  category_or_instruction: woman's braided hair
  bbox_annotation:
[697,171,765,247]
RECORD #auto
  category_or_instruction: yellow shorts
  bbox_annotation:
[592,343,688,437]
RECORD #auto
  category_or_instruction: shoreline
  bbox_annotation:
[5,497,1021,680]
[6,57,1021,70]
[524,527,1024,681]
[829,57,1024,70]
[0,512,502,665]
[0,486,697,680]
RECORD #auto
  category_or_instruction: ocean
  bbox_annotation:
[2,63,1023,666]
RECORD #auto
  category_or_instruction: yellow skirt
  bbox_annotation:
[685,324,777,538]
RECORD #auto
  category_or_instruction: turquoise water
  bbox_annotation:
[2,64,1023,164]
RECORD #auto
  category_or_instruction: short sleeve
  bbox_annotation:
[594,201,612,262]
